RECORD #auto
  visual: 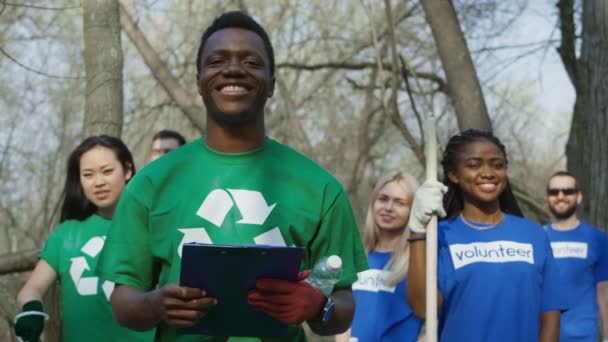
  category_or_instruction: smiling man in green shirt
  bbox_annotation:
[98,11,367,342]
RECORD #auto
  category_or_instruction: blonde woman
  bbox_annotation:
[337,171,423,342]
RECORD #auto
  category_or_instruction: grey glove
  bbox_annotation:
[407,180,447,233]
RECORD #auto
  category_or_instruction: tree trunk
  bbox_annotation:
[0,126,17,255]
[419,0,492,131]
[82,0,124,137]
[0,250,39,275]
[563,0,608,231]
[44,283,62,342]
[0,211,11,256]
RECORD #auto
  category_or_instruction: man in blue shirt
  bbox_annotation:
[545,171,608,342]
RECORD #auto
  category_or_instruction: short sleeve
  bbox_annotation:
[594,230,608,283]
[541,235,570,312]
[39,226,63,272]
[97,185,155,290]
[308,186,368,289]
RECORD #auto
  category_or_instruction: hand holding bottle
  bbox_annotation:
[307,255,343,296]
[247,270,325,324]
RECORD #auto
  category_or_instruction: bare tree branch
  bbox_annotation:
[277,61,447,91]
[118,0,206,132]
[471,39,561,54]
[345,76,443,95]
[275,78,313,156]
[0,47,82,79]
[3,2,80,10]
[400,56,425,146]
[384,0,424,165]
[346,68,379,194]
[481,44,553,84]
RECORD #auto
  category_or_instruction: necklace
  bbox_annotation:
[460,213,504,230]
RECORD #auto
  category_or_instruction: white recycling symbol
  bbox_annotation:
[197,189,276,226]
[177,189,286,257]
[69,236,115,300]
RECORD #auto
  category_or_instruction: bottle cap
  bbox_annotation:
[327,255,342,271]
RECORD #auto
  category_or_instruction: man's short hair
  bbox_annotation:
[195,11,275,76]
[152,129,186,146]
[547,170,579,190]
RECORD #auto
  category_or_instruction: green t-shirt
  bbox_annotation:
[98,137,368,342]
[40,214,153,341]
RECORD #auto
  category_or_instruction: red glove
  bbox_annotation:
[247,270,325,324]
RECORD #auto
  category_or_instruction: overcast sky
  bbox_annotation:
[496,0,575,121]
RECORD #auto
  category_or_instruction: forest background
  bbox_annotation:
[0,0,606,340]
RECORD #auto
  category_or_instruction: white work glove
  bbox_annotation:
[407,180,447,233]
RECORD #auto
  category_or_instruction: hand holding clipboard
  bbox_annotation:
[179,243,304,337]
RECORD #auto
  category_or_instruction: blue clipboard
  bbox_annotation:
[178,243,304,337]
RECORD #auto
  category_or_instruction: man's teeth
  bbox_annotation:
[220,85,246,93]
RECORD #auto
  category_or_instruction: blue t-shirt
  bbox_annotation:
[437,214,566,341]
[351,251,422,342]
[545,222,608,342]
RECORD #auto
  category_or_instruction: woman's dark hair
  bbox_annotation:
[440,129,523,218]
[59,135,136,222]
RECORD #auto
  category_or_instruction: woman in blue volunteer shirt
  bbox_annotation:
[336,171,423,342]
[406,129,564,342]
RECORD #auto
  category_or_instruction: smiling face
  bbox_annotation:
[546,175,581,219]
[79,146,132,217]
[448,139,507,211]
[372,180,412,232]
[197,27,275,126]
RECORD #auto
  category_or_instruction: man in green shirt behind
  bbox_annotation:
[98,11,368,341]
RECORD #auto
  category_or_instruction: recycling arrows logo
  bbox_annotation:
[197,189,276,226]
[177,189,286,257]
[69,236,114,300]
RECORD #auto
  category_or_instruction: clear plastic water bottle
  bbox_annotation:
[307,255,343,296]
